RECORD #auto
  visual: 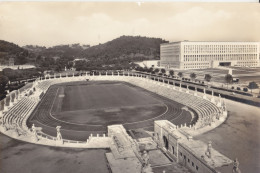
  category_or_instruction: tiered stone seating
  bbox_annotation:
[126,77,221,129]
[2,96,38,133]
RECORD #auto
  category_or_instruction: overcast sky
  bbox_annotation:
[0,2,259,47]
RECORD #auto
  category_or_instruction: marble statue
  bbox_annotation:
[141,150,153,173]
[232,158,241,173]
[32,124,38,142]
[2,122,8,131]
[13,123,19,137]
[56,126,63,145]
[205,141,212,158]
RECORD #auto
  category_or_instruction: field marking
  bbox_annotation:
[33,80,194,134]
[33,120,106,133]
[49,87,104,127]
[122,102,168,125]
[50,82,168,126]
[57,103,164,114]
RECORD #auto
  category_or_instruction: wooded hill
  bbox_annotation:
[24,35,168,62]
[81,35,168,63]
[1,36,168,69]
[0,40,31,65]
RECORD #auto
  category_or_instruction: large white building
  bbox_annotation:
[160,41,260,69]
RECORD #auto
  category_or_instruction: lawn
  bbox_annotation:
[51,82,166,125]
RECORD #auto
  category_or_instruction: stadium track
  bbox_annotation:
[27,81,198,141]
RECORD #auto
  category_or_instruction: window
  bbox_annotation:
[180,152,182,156]
[192,162,194,167]
[196,166,199,171]
[188,159,190,163]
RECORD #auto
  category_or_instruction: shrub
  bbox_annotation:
[243,88,248,92]
[237,87,241,90]
[231,86,234,89]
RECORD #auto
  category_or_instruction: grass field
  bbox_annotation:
[52,82,166,125]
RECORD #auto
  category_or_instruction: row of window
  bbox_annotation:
[183,54,258,62]
[183,66,208,69]
[183,44,258,54]
[180,152,199,171]
[161,55,179,61]
[237,62,258,66]
[183,63,210,69]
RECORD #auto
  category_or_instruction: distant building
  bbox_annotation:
[0,64,36,71]
[160,41,260,69]
[135,60,159,68]
[9,58,14,66]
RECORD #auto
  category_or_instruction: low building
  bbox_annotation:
[9,58,14,66]
[135,60,160,68]
[160,41,260,69]
[154,120,232,173]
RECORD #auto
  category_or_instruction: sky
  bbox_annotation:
[0,2,259,47]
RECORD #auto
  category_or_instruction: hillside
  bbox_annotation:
[23,44,90,58]
[1,36,168,71]
[24,36,168,63]
[82,36,168,62]
[0,40,31,65]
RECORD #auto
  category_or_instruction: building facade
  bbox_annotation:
[154,120,232,173]
[135,60,160,68]
[160,41,260,69]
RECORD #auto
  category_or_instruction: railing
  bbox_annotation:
[1,72,221,143]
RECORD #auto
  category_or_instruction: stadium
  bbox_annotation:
[0,71,233,173]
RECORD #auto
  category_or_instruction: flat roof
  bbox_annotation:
[161,41,260,45]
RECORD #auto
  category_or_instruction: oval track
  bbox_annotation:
[27,81,197,141]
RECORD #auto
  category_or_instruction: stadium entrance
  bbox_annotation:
[163,136,169,150]
[219,62,231,66]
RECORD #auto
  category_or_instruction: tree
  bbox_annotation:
[178,72,183,79]
[248,81,259,93]
[190,73,197,82]
[161,68,166,74]
[154,68,159,73]
[224,74,233,89]
[169,70,174,77]
[0,75,9,95]
[243,88,248,92]
[147,67,153,73]
[204,74,212,83]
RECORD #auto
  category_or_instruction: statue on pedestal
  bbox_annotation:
[1,121,8,131]
[205,141,212,159]
[31,124,39,142]
[141,150,153,173]
[56,126,63,145]
[12,123,20,138]
[232,158,241,173]
[203,88,207,99]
